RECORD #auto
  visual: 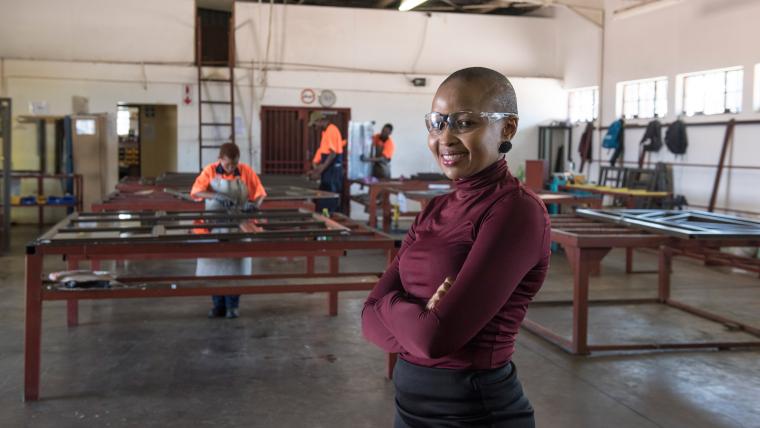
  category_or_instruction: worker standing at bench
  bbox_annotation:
[361,123,395,179]
[191,143,267,319]
[308,112,344,214]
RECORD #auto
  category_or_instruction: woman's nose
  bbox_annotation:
[438,125,460,146]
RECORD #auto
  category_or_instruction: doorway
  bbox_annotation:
[116,104,178,179]
[260,107,351,175]
[260,106,351,212]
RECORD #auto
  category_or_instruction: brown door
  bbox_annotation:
[260,106,351,212]
[260,106,351,175]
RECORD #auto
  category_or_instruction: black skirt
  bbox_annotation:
[393,358,535,428]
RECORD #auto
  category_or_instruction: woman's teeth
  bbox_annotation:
[441,153,466,166]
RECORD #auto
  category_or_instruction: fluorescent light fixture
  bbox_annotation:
[399,0,428,12]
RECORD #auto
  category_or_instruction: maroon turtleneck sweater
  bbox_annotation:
[361,159,550,369]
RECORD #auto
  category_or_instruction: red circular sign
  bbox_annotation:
[301,88,316,104]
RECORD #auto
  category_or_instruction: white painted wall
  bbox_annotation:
[0,0,194,63]
[0,1,570,224]
[561,0,760,215]
[235,3,560,78]
[555,7,602,90]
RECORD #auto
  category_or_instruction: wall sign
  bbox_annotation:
[301,88,316,104]
[319,90,336,107]
[183,84,193,105]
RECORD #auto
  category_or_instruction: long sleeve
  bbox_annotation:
[372,193,550,359]
[361,221,418,353]
[190,165,213,201]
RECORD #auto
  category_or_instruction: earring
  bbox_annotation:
[498,141,512,153]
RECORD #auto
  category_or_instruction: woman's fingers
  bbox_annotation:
[426,277,456,310]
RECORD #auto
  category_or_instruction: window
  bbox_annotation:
[618,77,667,119]
[567,87,598,123]
[116,106,140,137]
[75,119,96,136]
[679,66,743,116]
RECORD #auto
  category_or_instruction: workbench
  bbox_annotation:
[560,183,669,208]
[23,209,396,401]
[348,178,451,230]
[523,210,760,355]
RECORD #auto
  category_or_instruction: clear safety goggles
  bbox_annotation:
[425,111,518,135]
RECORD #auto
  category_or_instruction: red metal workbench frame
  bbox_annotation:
[91,192,316,212]
[23,212,396,401]
[522,215,760,355]
[348,179,451,230]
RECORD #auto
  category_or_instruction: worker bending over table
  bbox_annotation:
[361,123,395,180]
[191,143,267,319]
[308,112,344,213]
[362,67,549,427]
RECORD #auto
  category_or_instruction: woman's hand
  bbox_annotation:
[426,277,454,310]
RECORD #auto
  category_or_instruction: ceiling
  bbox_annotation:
[197,0,605,17]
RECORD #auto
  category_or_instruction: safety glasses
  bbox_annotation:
[425,111,518,135]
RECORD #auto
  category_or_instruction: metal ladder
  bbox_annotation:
[196,14,235,169]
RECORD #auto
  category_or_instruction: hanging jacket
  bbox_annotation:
[640,120,663,152]
[604,119,625,166]
[638,119,663,167]
[578,122,594,172]
[665,120,688,155]
[602,119,623,149]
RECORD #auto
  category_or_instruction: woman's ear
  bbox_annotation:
[501,118,518,141]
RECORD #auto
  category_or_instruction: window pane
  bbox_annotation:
[704,72,725,115]
[655,80,667,117]
[726,91,741,113]
[684,75,704,115]
[623,84,638,118]
[639,82,655,118]
[117,109,131,136]
[725,70,742,92]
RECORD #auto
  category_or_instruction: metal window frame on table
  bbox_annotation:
[93,185,339,213]
[24,209,397,401]
[523,212,760,355]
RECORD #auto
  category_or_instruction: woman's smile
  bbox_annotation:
[440,150,469,167]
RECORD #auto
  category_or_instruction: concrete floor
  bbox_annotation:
[1,225,760,427]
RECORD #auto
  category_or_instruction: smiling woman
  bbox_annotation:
[362,67,550,428]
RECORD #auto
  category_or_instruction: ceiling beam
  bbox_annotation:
[375,0,397,7]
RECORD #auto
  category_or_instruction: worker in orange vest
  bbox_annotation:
[307,111,344,213]
[190,143,267,319]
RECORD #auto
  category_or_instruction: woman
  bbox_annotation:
[361,67,550,427]
[191,143,267,319]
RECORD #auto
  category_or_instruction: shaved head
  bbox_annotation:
[440,67,518,115]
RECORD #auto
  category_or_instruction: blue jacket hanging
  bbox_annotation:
[603,119,623,149]
[603,119,625,166]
